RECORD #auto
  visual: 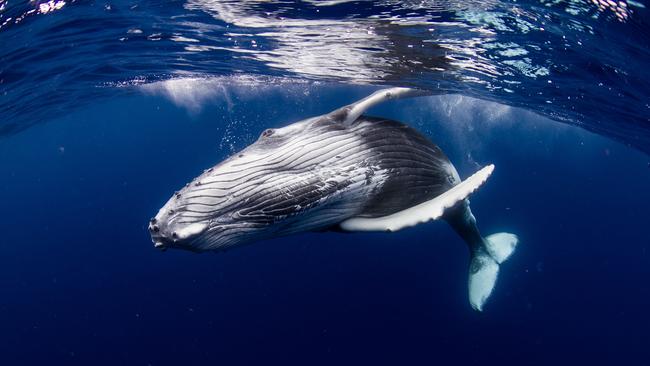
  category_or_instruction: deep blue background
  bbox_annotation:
[0,85,649,365]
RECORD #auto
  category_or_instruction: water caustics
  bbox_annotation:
[0,0,648,151]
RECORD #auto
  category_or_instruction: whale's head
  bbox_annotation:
[148,151,275,253]
[148,119,326,253]
[148,155,276,253]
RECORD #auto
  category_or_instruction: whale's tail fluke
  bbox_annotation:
[468,232,519,311]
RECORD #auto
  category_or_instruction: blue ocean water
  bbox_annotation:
[1,1,650,365]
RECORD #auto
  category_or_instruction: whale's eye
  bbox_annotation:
[261,129,274,138]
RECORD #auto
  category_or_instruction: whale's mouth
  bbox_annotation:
[149,233,204,253]
[152,239,203,253]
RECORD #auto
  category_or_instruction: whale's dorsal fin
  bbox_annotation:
[328,88,432,126]
[339,164,494,232]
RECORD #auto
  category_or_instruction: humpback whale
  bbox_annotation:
[148,88,519,311]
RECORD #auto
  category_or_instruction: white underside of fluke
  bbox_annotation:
[469,232,519,311]
[484,233,518,264]
[339,164,495,232]
[468,251,499,312]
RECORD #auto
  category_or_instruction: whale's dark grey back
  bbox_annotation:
[349,116,458,217]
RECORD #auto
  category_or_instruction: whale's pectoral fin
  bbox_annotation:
[468,233,519,311]
[329,88,432,126]
[339,164,494,232]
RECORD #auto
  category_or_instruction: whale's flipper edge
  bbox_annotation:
[339,164,494,232]
[329,87,432,126]
[469,232,519,311]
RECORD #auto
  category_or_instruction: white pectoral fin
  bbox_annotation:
[331,88,432,126]
[340,164,495,232]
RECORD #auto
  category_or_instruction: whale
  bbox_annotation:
[148,88,519,311]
